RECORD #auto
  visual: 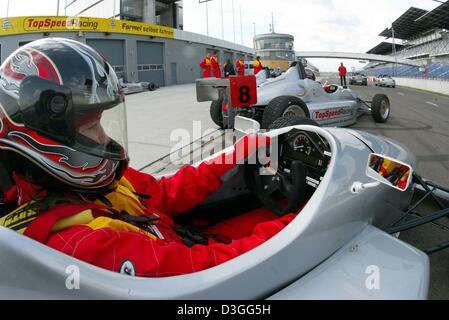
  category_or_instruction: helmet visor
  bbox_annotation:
[18,76,128,161]
[74,99,128,161]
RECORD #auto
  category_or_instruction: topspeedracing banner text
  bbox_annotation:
[0,16,174,39]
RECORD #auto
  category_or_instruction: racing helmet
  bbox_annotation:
[0,38,129,191]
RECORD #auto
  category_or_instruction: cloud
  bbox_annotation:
[183,0,441,71]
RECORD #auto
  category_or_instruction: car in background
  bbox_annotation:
[119,78,158,95]
[375,75,396,88]
[349,72,368,86]
[200,61,392,130]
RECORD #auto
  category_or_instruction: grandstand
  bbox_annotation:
[364,1,449,80]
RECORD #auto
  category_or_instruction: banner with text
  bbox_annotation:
[0,16,174,39]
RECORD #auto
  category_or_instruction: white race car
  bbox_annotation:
[375,75,396,88]
[199,61,391,130]
[119,78,158,95]
[2,117,446,299]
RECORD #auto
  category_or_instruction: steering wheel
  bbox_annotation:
[245,160,307,217]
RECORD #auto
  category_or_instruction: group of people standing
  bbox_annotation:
[199,52,223,78]
[200,52,263,78]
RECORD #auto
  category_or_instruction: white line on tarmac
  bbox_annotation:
[425,101,439,107]
[397,92,405,96]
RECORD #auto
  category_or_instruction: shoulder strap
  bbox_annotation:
[0,159,12,195]
[24,203,110,244]
[0,201,39,231]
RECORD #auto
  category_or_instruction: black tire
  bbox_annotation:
[262,96,310,129]
[148,83,156,91]
[268,116,319,130]
[371,94,390,123]
[210,99,224,128]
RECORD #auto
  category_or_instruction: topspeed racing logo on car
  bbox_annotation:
[313,108,352,121]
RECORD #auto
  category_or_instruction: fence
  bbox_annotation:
[365,62,449,81]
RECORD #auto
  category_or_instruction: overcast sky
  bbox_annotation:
[0,0,442,71]
[183,0,441,71]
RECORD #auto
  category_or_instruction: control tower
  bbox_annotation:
[254,32,295,71]
[120,0,183,29]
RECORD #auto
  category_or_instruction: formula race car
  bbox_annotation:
[3,116,449,299]
[199,61,391,129]
[119,78,159,95]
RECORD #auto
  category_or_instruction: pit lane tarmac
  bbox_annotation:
[126,80,449,299]
[347,79,449,300]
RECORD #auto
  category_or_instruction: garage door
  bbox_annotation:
[206,49,216,56]
[136,41,164,86]
[86,39,125,80]
[224,51,233,63]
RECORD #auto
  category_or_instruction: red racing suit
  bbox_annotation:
[200,56,212,78]
[1,136,296,277]
[236,59,245,76]
[210,55,222,78]
[253,59,263,75]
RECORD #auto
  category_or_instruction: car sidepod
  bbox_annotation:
[268,225,429,300]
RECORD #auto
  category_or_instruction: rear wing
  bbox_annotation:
[196,77,229,103]
[196,76,257,129]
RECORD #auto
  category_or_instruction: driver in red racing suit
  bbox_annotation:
[0,38,297,277]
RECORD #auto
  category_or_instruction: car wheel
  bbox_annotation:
[268,116,319,130]
[262,96,310,129]
[371,94,390,123]
[148,83,156,91]
[210,99,224,129]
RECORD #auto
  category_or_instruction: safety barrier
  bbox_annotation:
[394,77,449,96]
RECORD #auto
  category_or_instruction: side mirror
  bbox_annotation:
[366,153,413,192]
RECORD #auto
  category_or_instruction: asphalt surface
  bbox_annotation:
[345,80,449,300]
[347,81,449,187]
[126,84,215,171]
[125,79,449,299]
